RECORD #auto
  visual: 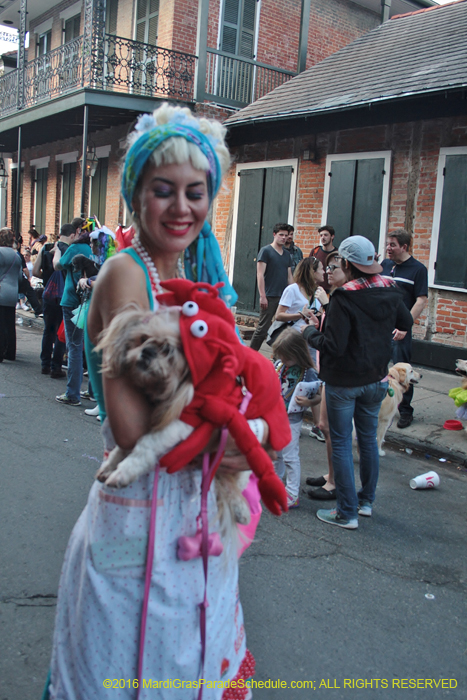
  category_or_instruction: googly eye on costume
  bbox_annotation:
[190,320,208,338]
[182,301,199,317]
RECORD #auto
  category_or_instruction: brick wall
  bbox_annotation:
[8,122,131,242]
[216,114,467,349]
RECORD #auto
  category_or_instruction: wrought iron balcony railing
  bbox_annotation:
[0,35,293,118]
[96,35,196,100]
[23,36,84,109]
[203,48,296,108]
[0,33,196,117]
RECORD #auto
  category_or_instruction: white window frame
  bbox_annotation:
[321,150,392,258]
[428,146,467,293]
[56,151,79,165]
[229,158,298,281]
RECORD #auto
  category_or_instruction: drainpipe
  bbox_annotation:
[15,126,22,239]
[298,0,311,73]
[381,0,392,23]
[80,105,89,218]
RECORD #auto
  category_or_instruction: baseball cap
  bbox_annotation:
[338,236,382,274]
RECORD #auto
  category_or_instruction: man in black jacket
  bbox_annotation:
[303,236,413,529]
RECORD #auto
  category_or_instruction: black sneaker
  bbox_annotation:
[397,415,413,429]
[41,366,51,375]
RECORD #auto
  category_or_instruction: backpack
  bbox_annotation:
[42,269,65,303]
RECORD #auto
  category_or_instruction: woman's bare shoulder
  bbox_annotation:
[88,251,149,341]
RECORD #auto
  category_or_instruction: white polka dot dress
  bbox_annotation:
[49,466,246,699]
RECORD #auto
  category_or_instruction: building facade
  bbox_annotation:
[219,1,467,367]
[0,0,429,242]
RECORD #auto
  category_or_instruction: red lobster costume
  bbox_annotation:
[158,279,291,515]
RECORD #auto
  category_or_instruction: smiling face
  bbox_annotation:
[133,161,209,259]
[327,255,346,288]
[386,237,408,263]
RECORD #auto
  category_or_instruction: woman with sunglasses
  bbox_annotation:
[305,250,346,500]
[303,236,412,529]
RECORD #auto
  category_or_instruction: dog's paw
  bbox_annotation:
[95,460,117,483]
[233,498,251,525]
[104,468,134,489]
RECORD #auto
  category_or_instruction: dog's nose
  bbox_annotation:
[138,345,157,368]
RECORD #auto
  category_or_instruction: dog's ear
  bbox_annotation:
[96,308,146,377]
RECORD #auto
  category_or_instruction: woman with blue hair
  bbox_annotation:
[45,104,260,700]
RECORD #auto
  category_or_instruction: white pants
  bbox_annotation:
[274,419,303,499]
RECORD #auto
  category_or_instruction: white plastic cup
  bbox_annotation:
[409,471,440,490]
[231,306,237,315]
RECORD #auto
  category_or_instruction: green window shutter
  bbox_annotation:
[221,0,255,57]
[233,165,293,312]
[326,158,385,249]
[239,0,255,58]
[259,166,293,251]
[352,158,384,250]
[90,158,108,226]
[35,168,48,237]
[232,168,265,312]
[326,160,356,246]
[61,162,76,226]
[136,0,159,44]
[435,155,467,288]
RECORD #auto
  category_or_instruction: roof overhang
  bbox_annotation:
[225,87,467,147]
[0,90,191,152]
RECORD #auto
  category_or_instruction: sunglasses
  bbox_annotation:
[326,264,339,272]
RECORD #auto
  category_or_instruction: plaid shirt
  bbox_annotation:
[342,274,396,291]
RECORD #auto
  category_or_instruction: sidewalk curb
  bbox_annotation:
[16,310,44,332]
[384,430,467,468]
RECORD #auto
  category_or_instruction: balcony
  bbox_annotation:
[0,34,197,117]
[203,48,296,109]
[0,35,294,119]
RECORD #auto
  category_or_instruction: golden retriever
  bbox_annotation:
[377,362,422,455]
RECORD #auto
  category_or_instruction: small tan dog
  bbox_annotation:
[94,305,251,534]
[377,362,422,455]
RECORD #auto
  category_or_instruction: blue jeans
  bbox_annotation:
[392,332,413,417]
[325,381,388,520]
[62,306,84,402]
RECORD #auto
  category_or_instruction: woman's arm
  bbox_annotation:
[32,247,43,278]
[88,254,153,451]
[275,303,302,323]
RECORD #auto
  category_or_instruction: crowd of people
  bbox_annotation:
[0,102,428,698]
[249,221,427,529]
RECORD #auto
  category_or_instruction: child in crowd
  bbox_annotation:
[272,328,321,508]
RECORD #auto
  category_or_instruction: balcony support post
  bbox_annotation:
[80,105,90,218]
[15,126,22,239]
[17,0,27,109]
[298,0,311,73]
[195,0,209,102]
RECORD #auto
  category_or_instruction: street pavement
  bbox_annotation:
[1,325,466,699]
